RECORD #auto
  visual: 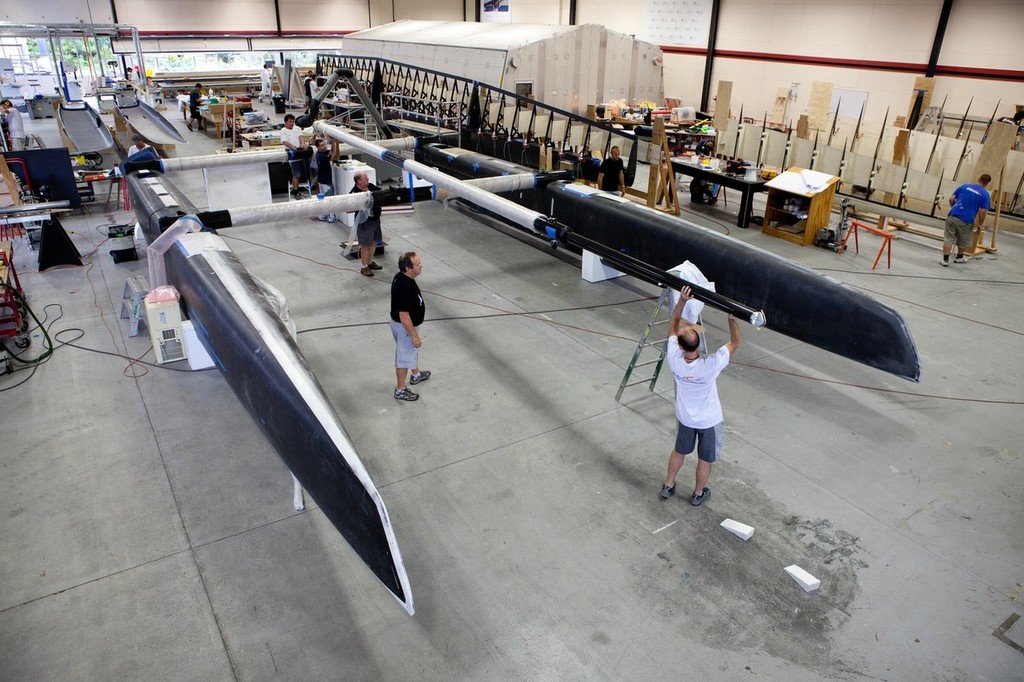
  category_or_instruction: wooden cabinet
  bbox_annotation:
[762,168,840,246]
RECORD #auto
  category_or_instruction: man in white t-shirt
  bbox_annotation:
[279,113,309,198]
[1,99,27,151]
[660,286,740,506]
[259,63,273,103]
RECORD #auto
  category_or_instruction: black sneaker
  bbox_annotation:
[690,487,711,506]
[410,370,431,385]
[660,484,676,500]
[394,387,418,401]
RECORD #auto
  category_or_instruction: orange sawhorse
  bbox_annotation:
[839,219,894,270]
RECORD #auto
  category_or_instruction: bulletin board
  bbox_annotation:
[641,0,713,48]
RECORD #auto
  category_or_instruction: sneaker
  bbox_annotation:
[186,122,193,131]
[953,255,968,264]
[940,259,949,267]
[360,266,374,277]
[394,387,419,401]
[690,487,711,506]
[410,370,431,385]
[368,261,383,270]
[660,484,676,500]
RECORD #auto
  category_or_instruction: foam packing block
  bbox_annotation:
[785,564,821,592]
[720,518,754,541]
[720,518,753,540]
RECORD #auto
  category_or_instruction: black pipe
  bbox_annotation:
[699,0,722,113]
[926,0,954,77]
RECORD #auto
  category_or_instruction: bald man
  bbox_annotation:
[660,286,740,506]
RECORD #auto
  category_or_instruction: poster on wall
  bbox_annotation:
[640,0,712,47]
[482,0,511,23]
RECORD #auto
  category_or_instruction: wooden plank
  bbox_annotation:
[906,76,934,124]
[973,121,1016,180]
[807,81,833,132]
[712,80,732,154]
[796,114,809,140]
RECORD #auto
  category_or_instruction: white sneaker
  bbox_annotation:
[953,255,968,264]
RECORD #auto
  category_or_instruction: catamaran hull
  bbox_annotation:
[127,172,413,613]
[416,144,920,381]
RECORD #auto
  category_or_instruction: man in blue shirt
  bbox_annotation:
[942,174,991,266]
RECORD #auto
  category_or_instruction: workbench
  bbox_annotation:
[670,158,768,229]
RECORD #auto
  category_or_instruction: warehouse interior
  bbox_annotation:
[1,1,1023,680]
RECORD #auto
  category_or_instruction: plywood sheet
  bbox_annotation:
[974,121,1016,180]
[873,160,905,195]
[719,119,740,157]
[790,137,814,169]
[549,119,567,144]
[807,81,833,132]
[712,80,732,142]
[763,129,788,168]
[906,168,940,202]
[739,124,760,161]
[814,144,844,175]
[907,131,937,171]
[843,152,872,188]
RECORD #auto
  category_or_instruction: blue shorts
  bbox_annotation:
[674,421,724,463]
[390,320,420,369]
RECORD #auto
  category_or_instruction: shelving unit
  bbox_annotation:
[762,168,840,246]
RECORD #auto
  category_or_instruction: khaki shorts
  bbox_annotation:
[943,215,974,248]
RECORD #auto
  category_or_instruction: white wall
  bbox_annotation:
[5,0,1021,127]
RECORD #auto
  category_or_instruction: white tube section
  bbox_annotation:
[220,193,374,228]
[160,135,419,173]
[314,121,547,233]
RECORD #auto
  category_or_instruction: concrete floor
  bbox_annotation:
[2,102,1023,681]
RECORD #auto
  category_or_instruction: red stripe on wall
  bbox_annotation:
[135,30,357,37]
[660,46,1024,82]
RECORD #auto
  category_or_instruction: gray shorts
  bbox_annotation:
[390,320,420,369]
[674,421,724,463]
[943,215,973,248]
[357,217,382,247]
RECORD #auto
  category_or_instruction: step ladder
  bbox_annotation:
[120,274,150,337]
[615,288,708,403]
[615,289,673,403]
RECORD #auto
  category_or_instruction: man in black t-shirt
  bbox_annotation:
[597,145,625,196]
[187,83,205,132]
[390,252,430,401]
[350,171,384,276]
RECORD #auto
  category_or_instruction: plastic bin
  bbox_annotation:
[272,94,286,115]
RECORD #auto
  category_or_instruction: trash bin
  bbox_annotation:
[272,94,286,115]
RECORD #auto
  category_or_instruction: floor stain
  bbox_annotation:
[638,475,868,677]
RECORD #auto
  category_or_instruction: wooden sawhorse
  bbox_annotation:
[839,219,894,270]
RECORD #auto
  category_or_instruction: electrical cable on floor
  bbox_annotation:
[50,328,216,373]
[0,287,56,366]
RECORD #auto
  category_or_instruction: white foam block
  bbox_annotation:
[182,320,215,370]
[720,518,754,541]
[581,249,626,282]
[784,564,821,592]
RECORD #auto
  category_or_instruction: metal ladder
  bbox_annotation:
[615,289,673,403]
[120,274,150,337]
